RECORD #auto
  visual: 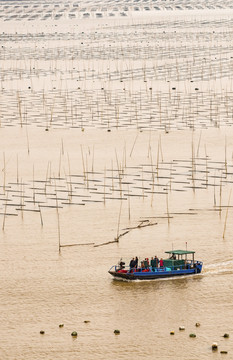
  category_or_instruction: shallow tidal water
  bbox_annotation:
[1,1,233,359]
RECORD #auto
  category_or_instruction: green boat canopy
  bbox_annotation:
[165,250,195,255]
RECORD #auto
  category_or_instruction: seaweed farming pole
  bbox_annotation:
[58,149,62,179]
[57,201,61,253]
[20,180,24,220]
[128,184,131,220]
[205,145,208,188]
[92,145,95,174]
[3,152,6,195]
[191,135,196,192]
[16,154,19,184]
[39,205,43,227]
[2,191,8,231]
[196,131,202,158]
[80,145,86,183]
[214,171,216,207]
[130,133,138,157]
[225,137,227,177]
[67,152,72,199]
[156,140,160,179]
[17,91,23,127]
[219,175,223,217]
[55,181,61,253]
[116,200,123,242]
[223,189,231,239]
[166,184,170,225]
[32,164,35,204]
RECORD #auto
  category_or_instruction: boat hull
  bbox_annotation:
[109,267,202,280]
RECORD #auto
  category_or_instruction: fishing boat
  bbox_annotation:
[108,250,203,280]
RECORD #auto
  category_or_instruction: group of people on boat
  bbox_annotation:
[127,256,165,271]
[118,253,180,273]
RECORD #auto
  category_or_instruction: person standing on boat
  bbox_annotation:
[154,256,159,268]
[144,258,149,269]
[129,258,135,269]
[150,257,155,271]
[135,256,138,269]
[159,258,164,268]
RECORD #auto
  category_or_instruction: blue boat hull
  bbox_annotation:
[109,264,202,280]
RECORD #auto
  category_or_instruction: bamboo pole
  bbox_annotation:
[130,133,138,157]
[55,189,61,253]
[116,200,123,242]
[3,152,6,195]
[39,205,43,227]
[166,185,170,225]
[16,154,19,184]
[2,191,8,231]
[128,184,131,221]
[223,189,231,239]
[80,145,86,182]
[219,174,222,217]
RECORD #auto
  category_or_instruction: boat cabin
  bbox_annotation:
[164,250,196,269]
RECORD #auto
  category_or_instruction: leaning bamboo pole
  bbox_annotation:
[116,200,123,242]
[223,189,231,239]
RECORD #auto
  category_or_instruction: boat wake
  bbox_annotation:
[203,259,233,276]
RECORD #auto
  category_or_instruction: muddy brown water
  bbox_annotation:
[0,3,233,359]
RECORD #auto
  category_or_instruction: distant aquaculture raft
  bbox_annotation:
[108,250,203,280]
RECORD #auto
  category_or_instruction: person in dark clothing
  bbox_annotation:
[129,258,135,268]
[150,257,155,271]
[154,256,159,267]
[119,260,125,269]
[135,256,138,269]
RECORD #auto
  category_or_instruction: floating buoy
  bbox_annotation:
[220,351,228,354]
[212,342,218,351]
[81,128,84,132]
[114,329,120,335]
[223,333,229,338]
[71,331,78,337]
[179,326,185,331]
[84,320,90,323]
[189,333,196,338]
[170,331,175,335]
[40,330,45,334]
[59,324,64,328]
[195,322,200,327]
